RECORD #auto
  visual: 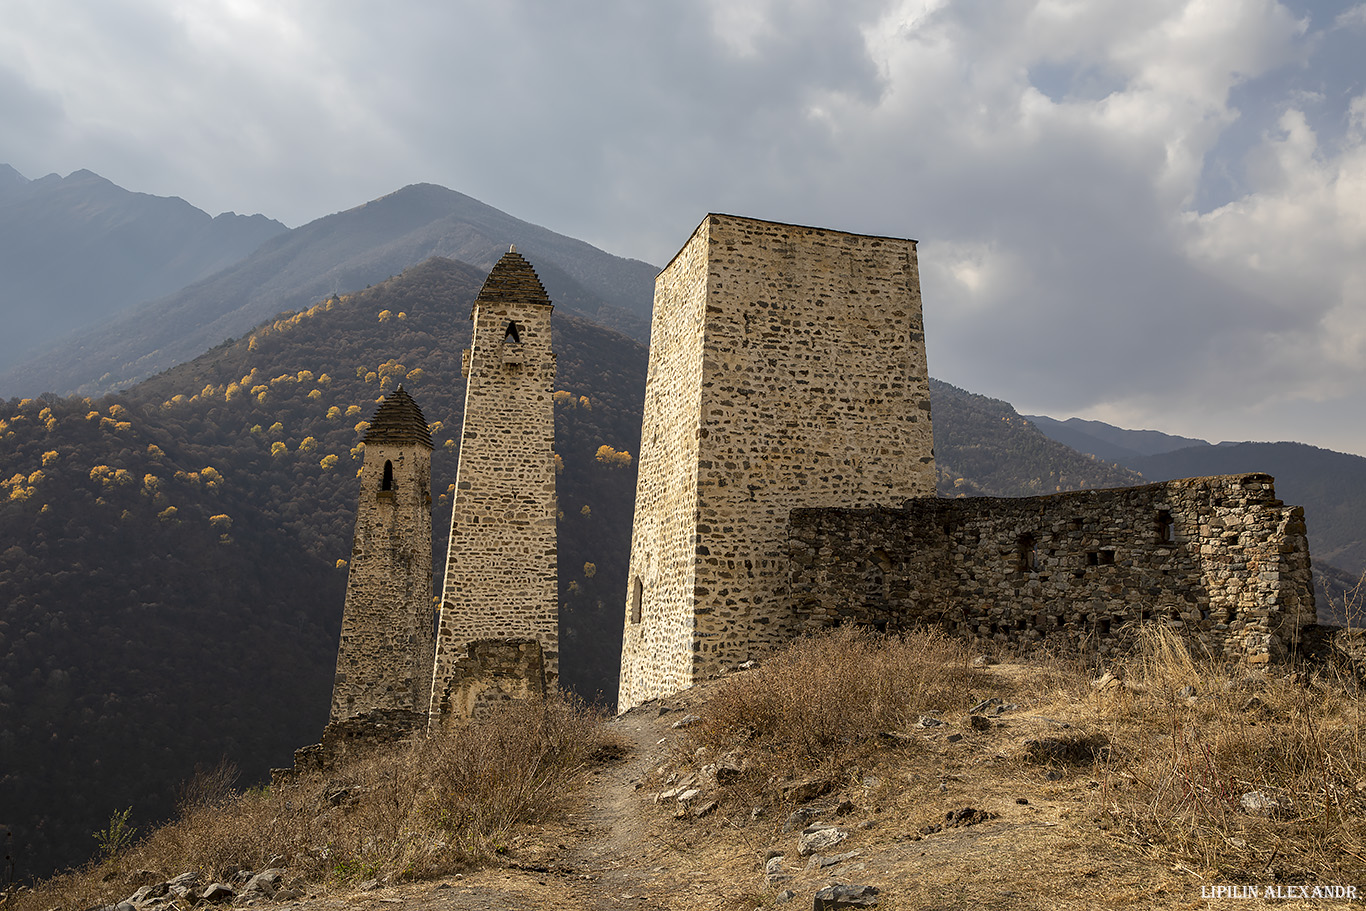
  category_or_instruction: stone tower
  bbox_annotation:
[429,248,558,723]
[618,215,936,711]
[329,385,434,727]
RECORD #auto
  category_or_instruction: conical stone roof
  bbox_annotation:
[363,385,432,448]
[471,249,552,313]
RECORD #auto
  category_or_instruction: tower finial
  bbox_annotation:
[509,244,516,254]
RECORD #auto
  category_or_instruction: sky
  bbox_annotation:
[2,0,1365,455]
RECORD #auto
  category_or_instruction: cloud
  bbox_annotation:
[0,0,1362,453]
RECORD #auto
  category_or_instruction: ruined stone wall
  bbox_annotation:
[432,252,558,722]
[789,474,1314,661]
[620,215,935,710]
[434,639,546,722]
[330,439,433,723]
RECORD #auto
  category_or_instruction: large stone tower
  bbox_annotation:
[618,215,936,711]
[429,248,558,723]
[329,385,434,727]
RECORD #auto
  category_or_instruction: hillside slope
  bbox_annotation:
[0,257,645,879]
[0,167,285,380]
[1022,413,1209,464]
[1,183,657,398]
[931,379,1144,496]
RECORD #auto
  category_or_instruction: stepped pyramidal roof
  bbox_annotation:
[472,247,552,312]
[363,385,432,448]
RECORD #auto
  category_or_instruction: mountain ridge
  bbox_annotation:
[0,181,658,399]
[0,166,287,380]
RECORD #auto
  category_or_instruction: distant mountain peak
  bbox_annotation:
[0,162,28,189]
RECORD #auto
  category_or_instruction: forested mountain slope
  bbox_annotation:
[0,258,645,880]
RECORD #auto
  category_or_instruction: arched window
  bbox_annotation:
[504,321,521,344]
[381,460,395,491]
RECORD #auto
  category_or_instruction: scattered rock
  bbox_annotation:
[242,869,284,896]
[835,799,856,816]
[916,715,944,728]
[129,882,170,903]
[774,889,796,904]
[693,799,718,818]
[672,714,700,729]
[783,808,819,833]
[1240,790,1294,818]
[806,850,860,870]
[765,855,785,876]
[1178,685,1198,698]
[946,733,963,743]
[972,655,998,667]
[797,824,848,856]
[813,882,880,909]
[716,751,745,784]
[201,883,235,903]
[920,806,998,835]
[358,878,380,891]
[782,777,835,803]
[968,698,1001,715]
[678,788,701,803]
[969,714,992,731]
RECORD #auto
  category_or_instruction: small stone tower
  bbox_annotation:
[618,215,936,711]
[329,385,434,727]
[429,248,558,724]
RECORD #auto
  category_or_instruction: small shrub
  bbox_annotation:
[93,807,136,861]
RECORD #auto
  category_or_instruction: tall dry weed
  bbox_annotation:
[1094,625,1366,881]
[698,625,999,781]
[9,694,611,911]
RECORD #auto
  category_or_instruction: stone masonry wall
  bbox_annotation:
[431,252,558,722]
[433,638,546,722]
[789,474,1314,661]
[618,219,710,711]
[329,439,433,723]
[620,215,936,710]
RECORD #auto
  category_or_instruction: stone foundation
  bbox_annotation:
[430,638,547,723]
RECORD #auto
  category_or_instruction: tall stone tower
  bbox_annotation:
[329,385,434,727]
[618,215,936,711]
[429,248,558,723]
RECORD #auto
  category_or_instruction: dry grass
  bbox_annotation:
[693,625,1005,789]
[8,694,614,911]
[1088,625,1366,882]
